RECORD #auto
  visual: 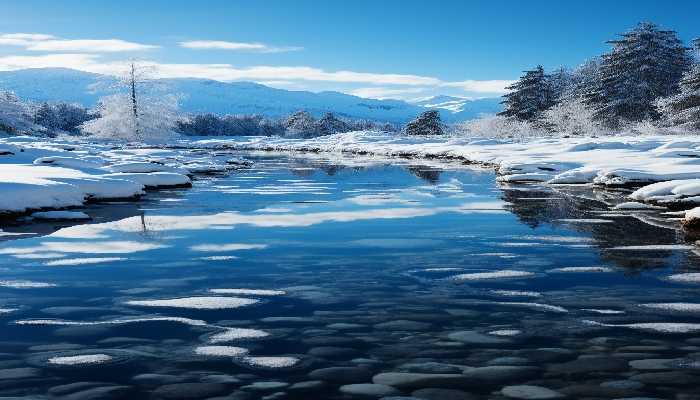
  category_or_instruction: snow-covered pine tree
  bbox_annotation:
[284,110,317,137]
[315,113,350,136]
[404,110,444,135]
[656,38,700,131]
[585,22,692,127]
[498,65,553,121]
[546,67,574,103]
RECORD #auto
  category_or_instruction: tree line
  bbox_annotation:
[498,22,700,133]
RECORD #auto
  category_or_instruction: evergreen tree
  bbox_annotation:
[404,110,444,135]
[498,65,553,121]
[585,22,692,126]
[656,38,700,130]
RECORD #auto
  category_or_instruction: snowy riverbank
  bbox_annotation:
[191,131,700,230]
[5,131,700,231]
[0,135,246,216]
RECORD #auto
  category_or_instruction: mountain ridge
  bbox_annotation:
[0,68,501,123]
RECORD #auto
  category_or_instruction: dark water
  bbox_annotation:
[1,152,700,399]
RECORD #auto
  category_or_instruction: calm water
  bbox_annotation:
[1,151,700,399]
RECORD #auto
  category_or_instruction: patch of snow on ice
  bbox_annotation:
[209,328,270,343]
[242,356,299,368]
[209,288,285,296]
[0,280,56,289]
[547,266,613,273]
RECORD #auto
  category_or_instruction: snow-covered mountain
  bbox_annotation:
[0,68,501,123]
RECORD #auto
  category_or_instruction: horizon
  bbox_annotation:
[2,0,700,100]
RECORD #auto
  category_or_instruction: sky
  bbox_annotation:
[1,0,700,101]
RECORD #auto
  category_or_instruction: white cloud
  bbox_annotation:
[0,33,157,52]
[180,40,302,53]
[442,79,515,94]
[0,50,512,98]
[349,87,427,100]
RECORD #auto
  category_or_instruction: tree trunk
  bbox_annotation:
[130,63,139,138]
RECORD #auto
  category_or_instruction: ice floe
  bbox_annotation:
[667,273,700,284]
[208,288,286,296]
[124,296,259,310]
[641,303,700,312]
[15,316,208,327]
[489,290,542,298]
[194,346,249,357]
[30,211,91,220]
[451,270,535,281]
[208,328,270,343]
[45,257,125,266]
[0,280,56,289]
[47,354,112,366]
[584,320,700,333]
[189,243,267,252]
[488,329,522,336]
[547,266,613,273]
[241,356,300,369]
[495,302,568,313]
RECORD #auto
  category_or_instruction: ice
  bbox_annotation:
[242,356,299,368]
[189,243,267,252]
[547,266,613,273]
[451,270,536,281]
[208,328,270,343]
[194,346,248,357]
[209,288,285,296]
[495,302,568,313]
[613,202,665,210]
[102,172,191,188]
[45,257,125,266]
[30,211,90,220]
[47,354,112,366]
[124,296,260,309]
[610,244,694,251]
[489,290,542,298]
[15,316,209,327]
[581,309,625,314]
[0,280,56,288]
[584,320,700,333]
[105,162,187,174]
[488,329,522,336]
[0,308,18,314]
[641,303,700,312]
[667,273,700,284]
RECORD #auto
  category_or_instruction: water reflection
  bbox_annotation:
[0,152,698,399]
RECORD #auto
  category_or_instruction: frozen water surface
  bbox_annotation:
[1,148,700,398]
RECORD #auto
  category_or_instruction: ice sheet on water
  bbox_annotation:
[194,346,248,357]
[451,270,536,281]
[47,354,112,366]
[0,280,56,288]
[15,316,208,327]
[584,320,700,333]
[209,288,285,296]
[667,273,700,284]
[45,257,125,266]
[124,296,260,310]
[547,266,613,273]
[208,328,270,343]
[242,356,300,369]
[641,303,700,312]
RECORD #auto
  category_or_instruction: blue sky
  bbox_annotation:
[1,0,700,100]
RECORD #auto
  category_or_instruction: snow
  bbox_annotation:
[102,172,191,188]
[124,296,260,310]
[641,303,700,312]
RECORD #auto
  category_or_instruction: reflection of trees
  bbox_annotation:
[499,183,688,271]
[407,166,442,184]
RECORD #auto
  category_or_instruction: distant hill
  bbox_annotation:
[0,68,501,123]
